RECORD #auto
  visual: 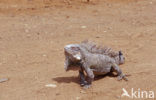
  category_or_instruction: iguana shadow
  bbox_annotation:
[52,72,117,84]
[94,72,117,80]
[52,76,79,84]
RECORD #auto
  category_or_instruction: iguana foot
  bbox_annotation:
[117,75,128,81]
[80,80,88,86]
[83,84,91,89]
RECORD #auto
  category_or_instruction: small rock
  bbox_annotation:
[149,2,153,4]
[56,93,60,95]
[44,6,49,8]
[81,26,87,29]
[76,97,81,100]
[103,31,107,33]
[43,54,47,57]
[95,36,100,38]
[80,90,86,94]
[66,16,70,19]
[0,78,9,83]
[45,84,57,88]
[37,32,40,35]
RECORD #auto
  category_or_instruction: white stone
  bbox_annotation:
[81,26,87,29]
[45,84,57,88]
[0,78,9,83]
[76,97,81,100]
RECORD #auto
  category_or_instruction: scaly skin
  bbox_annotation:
[64,42,127,88]
[78,47,127,88]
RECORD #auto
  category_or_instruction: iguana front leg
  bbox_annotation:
[64,56,70,71]
[112,63,128,81]
[79,67,87,86]
[82,62,94,88]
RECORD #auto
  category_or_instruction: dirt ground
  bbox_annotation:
[0,0,156,100]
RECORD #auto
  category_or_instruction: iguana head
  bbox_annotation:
[115,51,125,65]
[64,44,82,61]
[64,44,82,71]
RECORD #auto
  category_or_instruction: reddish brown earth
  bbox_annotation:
[0,0,156,100]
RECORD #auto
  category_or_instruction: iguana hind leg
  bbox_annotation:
[112,63,128,81]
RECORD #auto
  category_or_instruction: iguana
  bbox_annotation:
[64,41,127,88]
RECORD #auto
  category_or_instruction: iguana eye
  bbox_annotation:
[71,47,80,51]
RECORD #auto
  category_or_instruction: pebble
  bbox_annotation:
[95,36,100,38]
[43,54,47,57]
[76,97,81,100]
[150,2,153,4]
[81,26,87,29]
[0,78,9,83]
[80,90,86,94]
[45,84,57,88]
[109,78,113,80]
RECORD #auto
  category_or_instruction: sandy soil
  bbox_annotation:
[0,0,156,100]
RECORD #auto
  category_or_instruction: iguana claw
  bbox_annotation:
[83,84,91,89]
[117,75,128,81]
